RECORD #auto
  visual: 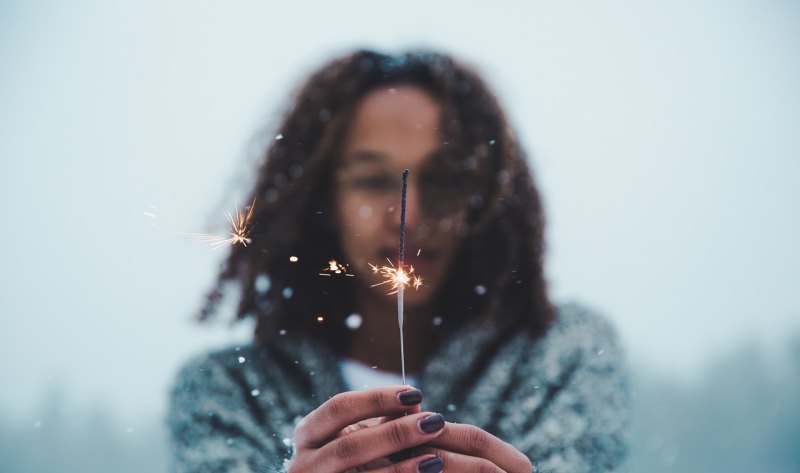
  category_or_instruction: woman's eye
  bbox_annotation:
[422,172,473,190]
[349,175,396,190]
[421,174,450,187]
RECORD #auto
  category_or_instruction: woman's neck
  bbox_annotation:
[343,289,435,375]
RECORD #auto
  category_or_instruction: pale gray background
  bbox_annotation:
[1,0,798,471]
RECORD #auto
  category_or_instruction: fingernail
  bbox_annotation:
[419,413,445,433]
[398,388,422,406]
[418,456,443,473]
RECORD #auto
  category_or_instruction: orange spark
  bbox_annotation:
[368,258,423,294]
[179,199,256,250]
[319,259,355,277]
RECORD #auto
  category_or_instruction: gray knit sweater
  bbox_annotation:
[168,302,629,472]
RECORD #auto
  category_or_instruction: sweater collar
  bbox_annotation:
[267,316,504,413]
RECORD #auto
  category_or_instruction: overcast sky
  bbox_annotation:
[1,0,799,428]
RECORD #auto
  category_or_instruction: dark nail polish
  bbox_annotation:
[419,413,445,433]
[418,456,443,473]
[398,388,422,406]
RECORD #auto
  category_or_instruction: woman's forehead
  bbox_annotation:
[338,86,442,169]
[352,86,441,129]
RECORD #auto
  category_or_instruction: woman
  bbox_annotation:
[168,50,629,473]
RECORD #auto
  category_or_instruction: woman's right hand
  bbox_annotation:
[287,386,445,473]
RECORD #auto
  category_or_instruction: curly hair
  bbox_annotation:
[199,50,554,350]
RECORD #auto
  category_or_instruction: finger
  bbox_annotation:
[314,412,445,472]
[435,449,507,473]
[425,423,531,473]
[377,406,422,464]
[380,402,422,423]
[369,454,444,473]
[338,417,382,437]
[294,386,422,447]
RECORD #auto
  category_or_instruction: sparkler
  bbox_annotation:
[397,169,409,385]
[180,199,256,250]
[366,169,418,384]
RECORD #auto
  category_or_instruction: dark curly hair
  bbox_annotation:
[199,50,554,351]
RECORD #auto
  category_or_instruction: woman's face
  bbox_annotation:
[334,85,464,308]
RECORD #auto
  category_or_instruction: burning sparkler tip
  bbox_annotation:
[368,261,423,294]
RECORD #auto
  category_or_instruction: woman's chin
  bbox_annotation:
[395,287,436,309]
[360,283,435,310]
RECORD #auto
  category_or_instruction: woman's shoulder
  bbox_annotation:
[523,300,625,374]
[546,300,621,346]
[495,302,630,470]
[167,343,301,470]
[170,343,267,394]
[175,343,259,371]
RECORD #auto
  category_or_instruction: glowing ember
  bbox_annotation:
[319,259,355,277]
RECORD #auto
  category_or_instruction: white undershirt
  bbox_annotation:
[339,358,419,391]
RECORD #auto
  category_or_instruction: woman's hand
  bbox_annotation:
[287,386,446,473]
[420,422,533,473]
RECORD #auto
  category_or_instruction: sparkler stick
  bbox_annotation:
[398,169,409,385]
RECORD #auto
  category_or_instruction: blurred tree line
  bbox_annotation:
[624,333,800,472]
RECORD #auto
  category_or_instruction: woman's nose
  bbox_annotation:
[393,180,420,231]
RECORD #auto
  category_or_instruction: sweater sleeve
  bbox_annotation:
[167,353,292,473]
[501,306,631,473]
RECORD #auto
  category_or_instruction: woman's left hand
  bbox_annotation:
[420,421,532,473]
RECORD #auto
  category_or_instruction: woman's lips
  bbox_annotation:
[378,247,437,271]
